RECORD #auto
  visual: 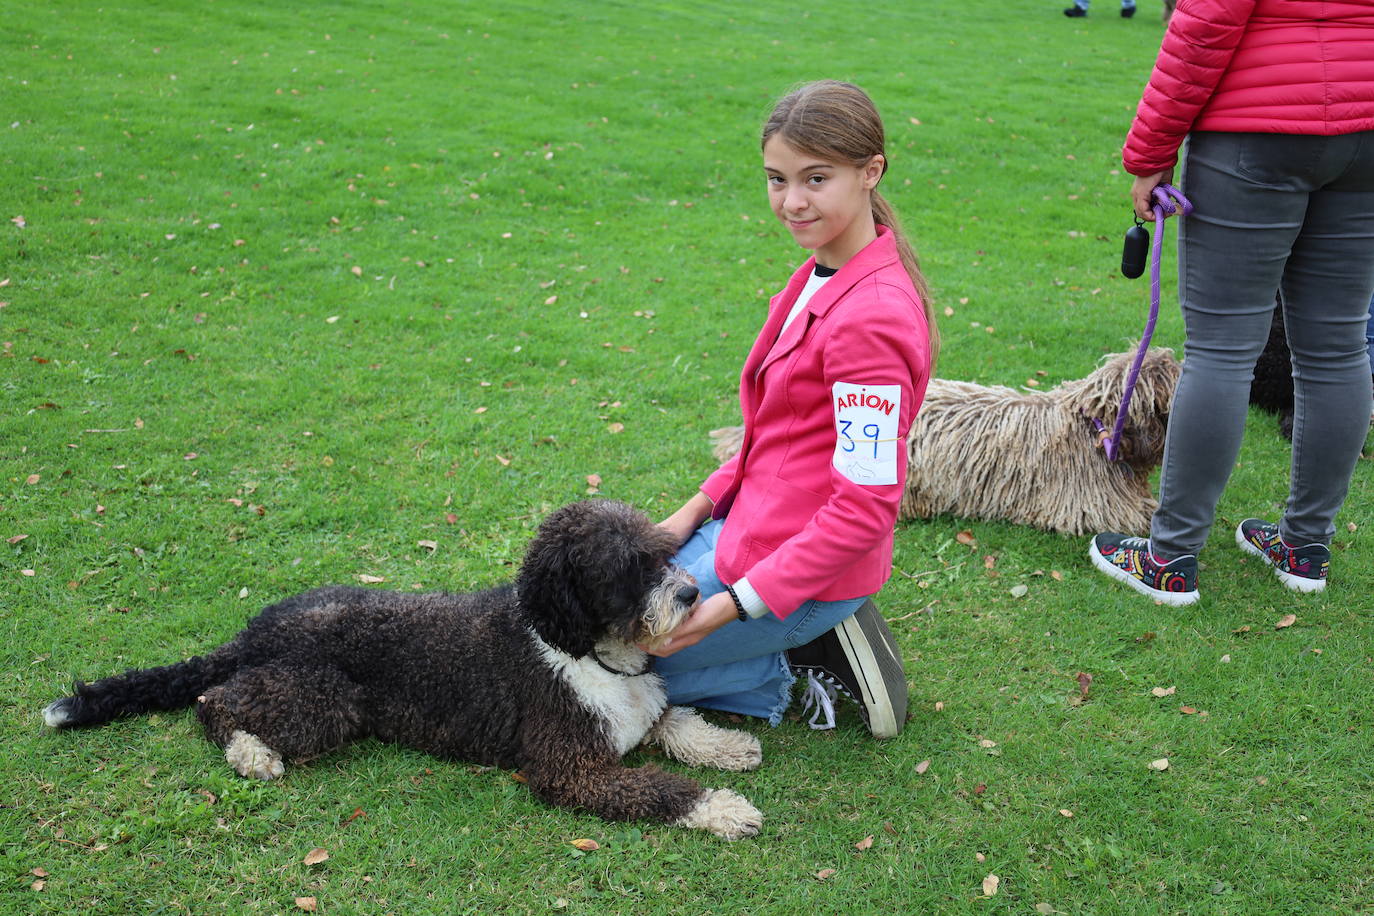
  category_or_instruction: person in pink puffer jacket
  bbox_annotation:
[1090,0,1374,605]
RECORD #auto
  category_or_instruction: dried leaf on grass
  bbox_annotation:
[981,873,1000,897]
[570,838,600,851]
[303,847,329,866]
[815,868,837,881]
[854,835,874,851]
[1149,758,1170,771]
[1275,614,1297,630]
[1151,685,1176,698]
[295,898,317,912]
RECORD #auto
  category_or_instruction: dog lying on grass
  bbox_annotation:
[712,348,1181,536]
[43,500,764,840]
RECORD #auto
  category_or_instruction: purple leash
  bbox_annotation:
[1096,183,1193,462]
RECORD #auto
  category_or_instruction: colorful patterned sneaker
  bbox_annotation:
[1089,533,1199,606]
[1235,519,1329,593]
[788,599,908,739]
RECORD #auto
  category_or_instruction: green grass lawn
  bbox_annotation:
[3,1,1372,913]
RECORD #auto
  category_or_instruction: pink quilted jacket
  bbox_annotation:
[1122,0,1374,175]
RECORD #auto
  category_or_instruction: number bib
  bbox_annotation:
[831,382,901,485]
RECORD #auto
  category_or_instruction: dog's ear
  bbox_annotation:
[517,508,599,657]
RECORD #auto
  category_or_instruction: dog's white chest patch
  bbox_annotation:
[534,637,667,756]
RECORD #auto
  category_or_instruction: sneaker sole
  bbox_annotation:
[834,601,907,739]
[1234,524,1327,593]
[1088,542,1199,606]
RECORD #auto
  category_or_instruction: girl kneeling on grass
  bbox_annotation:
[647,81,937,739]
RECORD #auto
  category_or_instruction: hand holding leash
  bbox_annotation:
[1098,182,1193,462]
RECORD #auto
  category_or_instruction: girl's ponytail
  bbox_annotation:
[871,191,939,369]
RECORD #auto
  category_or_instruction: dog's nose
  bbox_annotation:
[676,585,700,605]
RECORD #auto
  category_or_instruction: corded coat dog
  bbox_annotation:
[711,348,1181,536]
[42,500,764,840]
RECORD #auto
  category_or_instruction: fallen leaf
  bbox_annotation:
[1220,654,1231,663]
[303,848,329,866]
[1076,671,1093,700]
[1179,706,1198,715]
[570,838,600,851]
[607,422,625,434]
[1149,758,1170,771]
[357,574,385,584]
[1151,685,1176,698]
[1036,904,1059,915]
[586,473,602,489]
[350,265,363,277]
[31,880,45,892]
[915,759,931,775]
[31,868,49,878]
[544,295,558,305]
[295,898,317,912]
[975,852,986,863]
[978,739,997,749]
[816,868,837,881]
[854,835,874,851]
[1232,625,1251,634]
[981,873,1000,897]
[25,474,40,485]
[934,701,945,712]
[955,530,976,547]
[1058,809,1074,818]
[1010,584,1029,598]
[1275,614,1297,630]
[417,540,438,553]
[1050,570,1063,581]
[7,534,28,544]
[21,569,35,577]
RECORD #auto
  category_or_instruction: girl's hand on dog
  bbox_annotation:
[659,493,714,548]
[644,592,737,657]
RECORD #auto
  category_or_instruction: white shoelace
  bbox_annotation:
[799,671,838,730]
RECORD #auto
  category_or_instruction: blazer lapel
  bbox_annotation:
[756,227,899,375]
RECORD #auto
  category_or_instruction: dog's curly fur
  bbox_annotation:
[711,348,1181,536]
[43,500,764,839]
[1249,303,1296,439]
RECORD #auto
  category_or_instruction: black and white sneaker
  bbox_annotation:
[788,599,908,739]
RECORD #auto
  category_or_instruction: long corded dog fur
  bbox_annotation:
[43,500,764,839]
[711,348,1181,536]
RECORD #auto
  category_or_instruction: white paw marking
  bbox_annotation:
[675,788,762,840]
[224,730,286,780]
[42,700,72,728]
[647,707,763,771]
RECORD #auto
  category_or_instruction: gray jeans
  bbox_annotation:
[1152,130,1374,557]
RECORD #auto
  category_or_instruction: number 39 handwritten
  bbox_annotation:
[838,420,882,458]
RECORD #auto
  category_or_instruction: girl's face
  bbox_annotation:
[763,134,884,269]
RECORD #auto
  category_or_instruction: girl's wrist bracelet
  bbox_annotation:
[724,584,748,622]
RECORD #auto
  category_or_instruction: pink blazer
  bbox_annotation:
[701,227,931,618]
[1123,0,1374,175]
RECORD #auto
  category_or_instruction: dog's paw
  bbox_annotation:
[675,788,762,840]
[705,730,762,772]
[42,697,75,729]
[224,730,286,781]
[648,707,763,771]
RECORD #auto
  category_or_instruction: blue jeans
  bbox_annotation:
[1151,131,1374,555]
[655,519,867,726]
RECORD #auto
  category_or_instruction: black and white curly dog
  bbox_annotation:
[43,500,764,839]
